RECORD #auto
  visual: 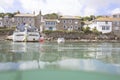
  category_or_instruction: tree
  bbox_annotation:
[43,13,59,19]
[92,27,100,35]
[90,15,96,20]
[81,21,85,27]
[82,26,91,33]
[0,13,5,18]
[6,13,14,18]
[0,11,20,18]
[81,15,96,21]
[83,16,91,21]
[96,15,102,18]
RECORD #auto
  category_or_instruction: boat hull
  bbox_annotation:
[13,31,40,42]
[57,38,65,43]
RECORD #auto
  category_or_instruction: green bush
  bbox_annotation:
[92,27,100,35]
[82,26,91,33]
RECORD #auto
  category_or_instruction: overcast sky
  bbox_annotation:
[0,0,120,16]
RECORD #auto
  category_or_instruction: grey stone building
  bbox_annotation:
[3,15,15,28]
[0,17,3,27]
[112,13,120,37]
[57,16,81,31]
[14,11,42,30]
[14,13,36,27]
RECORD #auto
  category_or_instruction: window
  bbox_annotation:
[16,34,24,36]
[102,26,105,30]
[51,22,53,25]
[71,25,73,29]
[49,27,53,30]
[63,20,67,23]
[23,18,25,21]
[115,27,119,30]
[48,22,50,25]
[46,22,48,25]
[117,21,119,25]
[105,21,108,24]
[29,34,39,36]
[53,22,56,25]
[74,26,78,29]
[106,26,109,30]
[46,22,50,25]
[64,25,67,29]
[17,18,19,21]
[29,18,31,21]
[102,26,110,30]
[113,15,117,18]
[69,20,72,23]
[113,21,117,25]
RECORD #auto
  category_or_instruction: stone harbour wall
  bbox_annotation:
[43,31,119,41]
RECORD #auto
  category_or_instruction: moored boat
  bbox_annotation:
[57,38,65,43]
[13,24,40,42]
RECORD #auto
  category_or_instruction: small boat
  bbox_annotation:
[57,38,65,43]
[13,24,40,42]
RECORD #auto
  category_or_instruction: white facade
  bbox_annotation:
[84,21,96,31]
[84,18,112,33]
[96,21,112,33]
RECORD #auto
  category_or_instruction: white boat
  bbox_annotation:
[13,24,40,42]
[57,38,65,43]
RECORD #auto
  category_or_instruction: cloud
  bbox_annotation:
[42,0,82,16]
[1,0,120,16]
[19,0,120,16]
[111,8,120,14]
[19,0,35,10]
[19,0,82,15]
[0,0,14,7]
[41,0,47,3]
[0,7,5,12]
[79,0,117,16]
[0,0,14,12]
[19,0,44,14]
[83,7,97,16]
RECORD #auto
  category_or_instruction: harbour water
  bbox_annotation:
[0,41,120,80]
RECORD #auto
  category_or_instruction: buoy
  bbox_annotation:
[39,37,44,42]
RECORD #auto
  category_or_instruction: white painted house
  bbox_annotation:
[84,17,113,33]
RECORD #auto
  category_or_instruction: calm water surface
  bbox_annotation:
[0,41,120,80]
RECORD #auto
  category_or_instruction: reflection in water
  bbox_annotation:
[11,42,27,53]
[0,41,120,75]
[57,59,120,74]
[0,59,120,74]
